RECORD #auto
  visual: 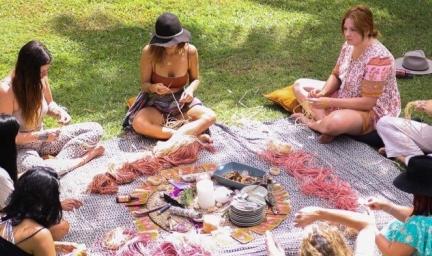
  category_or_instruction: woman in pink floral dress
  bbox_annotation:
[293,5,401,143]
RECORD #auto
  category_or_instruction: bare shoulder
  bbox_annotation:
[0,77,12,94]
[142,45,152,55]
[0,78,14,109]
[30,227,55,256]
[20,219,52,242]
[31,227,52,242]
[187,44,198,55]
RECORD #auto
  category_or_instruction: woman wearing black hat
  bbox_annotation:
[123,12,216,143]
[284,155,432,256]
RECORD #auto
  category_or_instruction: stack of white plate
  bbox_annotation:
[229,195,266,227]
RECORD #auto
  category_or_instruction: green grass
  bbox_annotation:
[1,0,431,138]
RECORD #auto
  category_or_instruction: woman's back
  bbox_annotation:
[0,218,54,256]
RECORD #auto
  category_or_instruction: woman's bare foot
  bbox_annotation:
[291,113,312,125]
[198,133,213,144]
[79,145,105,166]
[318,134,335,144]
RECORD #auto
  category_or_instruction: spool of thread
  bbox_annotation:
[115,194,138,203]
[196,179,215,209]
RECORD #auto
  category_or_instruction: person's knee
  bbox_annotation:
[293,79,306,94]
[376,116,395,132]
[49,219,70,241]
[132,117,152,135]
[321,115,345,135]
[90,122,104,138]
[202,109,216,125]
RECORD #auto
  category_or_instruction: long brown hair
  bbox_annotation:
[149,42,186,64]
[12,40,52,128]
[412,194,432,216]
[341,5,379,39]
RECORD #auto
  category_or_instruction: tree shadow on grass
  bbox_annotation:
[48,8,341,130]
[48,2,432,134]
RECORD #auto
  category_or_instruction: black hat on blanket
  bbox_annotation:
[149,13,191,47]
[393,155,432,197]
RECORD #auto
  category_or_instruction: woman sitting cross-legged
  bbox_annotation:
[292,5,400,143]
[123,12,216,145]
[0,40,104,175]
[0,167,79,256]
[377,99,432,166]
[0,115,83,253]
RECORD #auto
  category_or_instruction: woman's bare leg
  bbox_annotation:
[297,109,368,143]
[132,107,175,140]
[173,105,216,142]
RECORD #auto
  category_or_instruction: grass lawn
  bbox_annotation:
[1,0,431,139]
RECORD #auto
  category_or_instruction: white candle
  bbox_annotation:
[197,179,215,209]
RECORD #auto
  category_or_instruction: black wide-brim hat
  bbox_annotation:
[393,155,432,197]
[149,12,191,47]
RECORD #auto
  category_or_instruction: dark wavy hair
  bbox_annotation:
[0,114,20,183]
[1,167,62,227]
[12,40,52,129]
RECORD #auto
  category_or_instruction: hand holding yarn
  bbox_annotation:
[414,100,432,116]
[308,89,325,98]
[294,206,321,228]
[307,97,331,109]
[179,87,193,103]
[61,198,83,211]
[37,129,60,142]
[150,83,171,95]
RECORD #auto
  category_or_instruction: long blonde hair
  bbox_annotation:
[300,224,352,256]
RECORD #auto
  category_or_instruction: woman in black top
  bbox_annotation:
[0,167,61,256]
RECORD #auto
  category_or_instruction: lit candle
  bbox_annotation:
[196,179,215,209]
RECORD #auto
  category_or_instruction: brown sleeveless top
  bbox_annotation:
[150,44,190,89]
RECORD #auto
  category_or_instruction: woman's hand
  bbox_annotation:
[294,206,321,228]
[149,83,171,95]
[54,241,79,254]
[179,87,194,103]
[37,129,61,142]
[61,198,83,211]
[414,100,432,116]
[307,97,331,109]
[365,197,389,211]
[58,109,71,125]
[308,89,325,98]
